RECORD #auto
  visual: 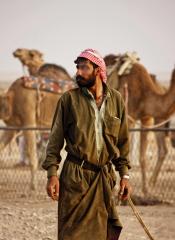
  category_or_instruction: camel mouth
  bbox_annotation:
[13,52,21,58]
[13,49,23,58]
[13,52,19,58]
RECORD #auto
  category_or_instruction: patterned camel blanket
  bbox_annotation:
[21,76,77,94]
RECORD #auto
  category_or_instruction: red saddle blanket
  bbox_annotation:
[22,76,77,94]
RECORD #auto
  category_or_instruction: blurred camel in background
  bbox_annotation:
[104,53,175,195]
[0,50,75,190]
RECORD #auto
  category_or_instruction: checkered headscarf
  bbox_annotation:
[75,49,107,83]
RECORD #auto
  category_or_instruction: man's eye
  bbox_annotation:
[76,65,89,70]
[82,65,88,70]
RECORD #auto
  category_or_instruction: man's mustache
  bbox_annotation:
[76,75,85,82]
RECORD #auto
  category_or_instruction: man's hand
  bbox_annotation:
[46,176,59,201]
[118,178,131,201]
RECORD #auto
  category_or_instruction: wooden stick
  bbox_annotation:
[128,197,155,240]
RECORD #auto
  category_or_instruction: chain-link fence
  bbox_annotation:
[129,127,175,204]
[0,126,175,204]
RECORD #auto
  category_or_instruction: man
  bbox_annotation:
[42,49,131,240]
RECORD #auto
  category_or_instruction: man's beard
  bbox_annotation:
[76,75,96,88]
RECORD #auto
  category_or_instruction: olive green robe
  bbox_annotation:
[42,84,131,240]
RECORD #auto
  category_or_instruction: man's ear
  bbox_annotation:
[95,67,100,76]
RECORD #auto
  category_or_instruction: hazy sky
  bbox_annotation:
[0,0,175,81]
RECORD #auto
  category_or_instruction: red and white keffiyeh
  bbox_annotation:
[75,49,107,83]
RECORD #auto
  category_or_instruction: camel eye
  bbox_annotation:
[29,52,34,57]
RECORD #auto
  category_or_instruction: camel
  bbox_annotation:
[104,54,175,194]
[0,48,72,190]
[0,67,76,190]
[13,48,72,81]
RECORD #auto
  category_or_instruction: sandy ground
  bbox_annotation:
[0,130,175,240]
[0,200,174,240]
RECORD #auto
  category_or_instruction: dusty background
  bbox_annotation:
[0,199,174,240]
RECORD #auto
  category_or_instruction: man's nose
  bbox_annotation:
[76,68,82,76]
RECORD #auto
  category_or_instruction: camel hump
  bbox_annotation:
[37,63,72,82]
[38,63,69,75]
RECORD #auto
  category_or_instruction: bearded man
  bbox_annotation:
[42,49,131,240]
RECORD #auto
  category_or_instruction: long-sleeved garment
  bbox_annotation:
[42,84,131,240]
[42,84,130,177]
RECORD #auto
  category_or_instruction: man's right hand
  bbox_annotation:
[46,176,59,201]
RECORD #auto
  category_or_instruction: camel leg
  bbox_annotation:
[140,117,155,196]
[150,131,168,186]
[0,130,16,152]
[140,131,149,195]
[24,130,38,190]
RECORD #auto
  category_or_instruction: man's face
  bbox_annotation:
[75,60,97,88]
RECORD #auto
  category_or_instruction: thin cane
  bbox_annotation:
[127,196,155,240]
[117,195,155,240]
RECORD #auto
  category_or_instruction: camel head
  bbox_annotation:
[13,48,45,76]
[104,54,122,67]
[13,48,44,65]
[0,92,13,121]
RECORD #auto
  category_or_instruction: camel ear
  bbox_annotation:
[29,50,37,57]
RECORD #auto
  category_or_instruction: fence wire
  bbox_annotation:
[0,127,174,204]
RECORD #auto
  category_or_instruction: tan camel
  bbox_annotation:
[13,48,72,81]
[104,54,175,194]
[0,72,75,190]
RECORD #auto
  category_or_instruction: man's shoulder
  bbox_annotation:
[61,87,80,98]
[59,87,81,103]
[107,86,122,100]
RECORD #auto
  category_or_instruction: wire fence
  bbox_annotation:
[0,126,175,204]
